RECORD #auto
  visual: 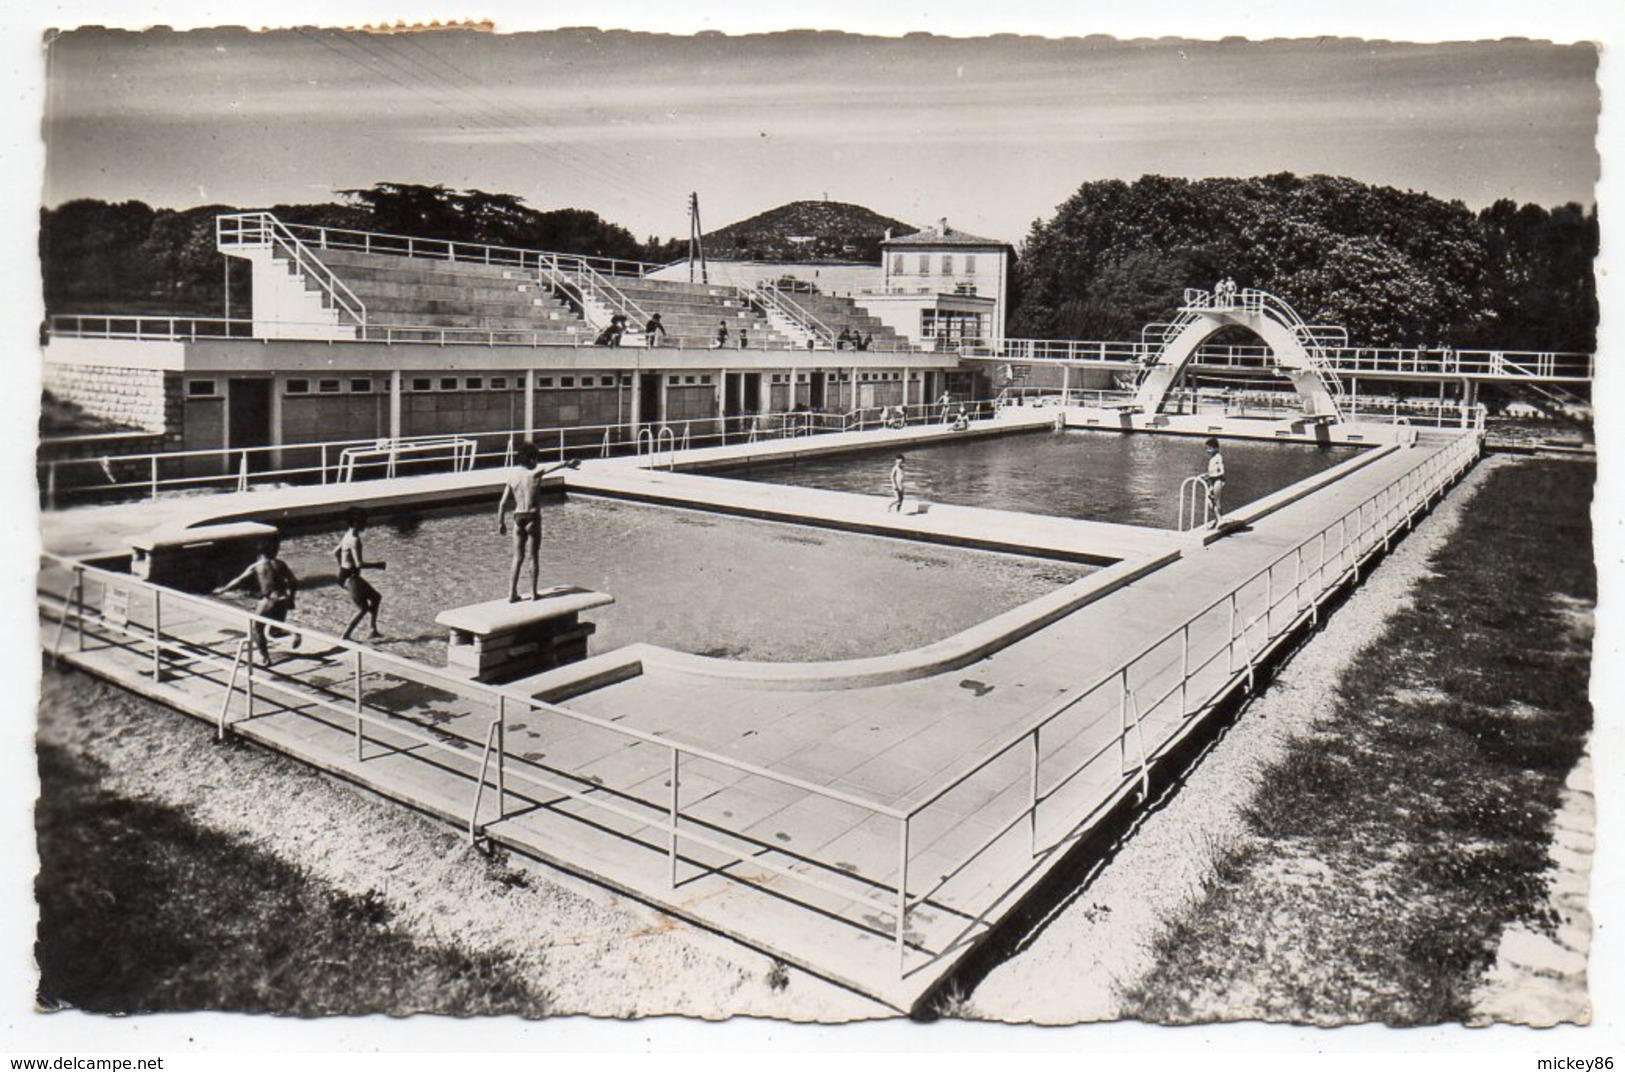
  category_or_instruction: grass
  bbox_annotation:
[1120,458,1594,1024]
[34,741,554,1016]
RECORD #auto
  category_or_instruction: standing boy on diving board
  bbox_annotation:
[496,441,580,603]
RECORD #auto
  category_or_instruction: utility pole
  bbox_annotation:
[689,191,708,284]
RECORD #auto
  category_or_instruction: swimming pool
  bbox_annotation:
[268,495,1095,665]
[724,430,1363,528]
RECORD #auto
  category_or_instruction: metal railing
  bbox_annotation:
[38,402,977,508]
[536,253,655,333]
[1178,475,1213,532]
[37,424,1480,979]
[36,551,915,959]
[216,213,368,330]
[888,428,1483,973]
[751,284,838,349]
[962,339,1595,383]
[241,216,659,278]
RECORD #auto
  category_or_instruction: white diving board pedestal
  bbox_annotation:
[436,587,614,684]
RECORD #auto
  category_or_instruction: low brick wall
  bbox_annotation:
[43,362,182,436]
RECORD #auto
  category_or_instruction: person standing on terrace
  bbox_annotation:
[888,454,907,513]
[712,320,729,349]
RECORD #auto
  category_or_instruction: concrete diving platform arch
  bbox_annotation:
[1133,288,1344,421]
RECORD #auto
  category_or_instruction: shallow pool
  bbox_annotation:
[272,496,1094,666]
[726,430,1362,528]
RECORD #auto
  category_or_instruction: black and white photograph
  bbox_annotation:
[9,0,1620,1059]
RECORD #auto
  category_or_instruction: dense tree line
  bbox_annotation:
[40,183,660,316]
[1010,174,1597,352]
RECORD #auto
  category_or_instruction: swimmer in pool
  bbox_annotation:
[496,441,581,602]
[334,506,385,641]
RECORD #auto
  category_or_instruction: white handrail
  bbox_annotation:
[217,212,368,330]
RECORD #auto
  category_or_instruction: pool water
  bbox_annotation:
[272,496,1094,666]
[728,430,1362,528]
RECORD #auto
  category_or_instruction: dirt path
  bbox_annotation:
[966,456,1521,1023]
[35,668,887,1021]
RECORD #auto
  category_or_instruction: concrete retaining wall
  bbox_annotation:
[42,362,182,436]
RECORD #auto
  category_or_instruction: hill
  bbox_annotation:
[702,200,918,262]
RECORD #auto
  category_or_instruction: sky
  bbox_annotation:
[40,27,1599,244]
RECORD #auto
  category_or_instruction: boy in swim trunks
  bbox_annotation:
[495,444,581,602]
[334,506,385,641]
[214,536,301,666]
[1204,437,1226,528]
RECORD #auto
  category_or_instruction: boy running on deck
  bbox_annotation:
[334,507,385,641]
[214,537,301,666]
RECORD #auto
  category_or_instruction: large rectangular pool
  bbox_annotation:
[724,429,1362,528]
[265,496,1095,666]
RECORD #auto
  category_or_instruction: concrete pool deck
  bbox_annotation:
[36,411,1453,1011]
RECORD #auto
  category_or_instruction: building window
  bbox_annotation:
[285,379,310,395]
[964,255,977,274]
[318,379,342,394]
[491,376,508,390]
[187,379,218,398]
[954,283,979,297]
[891,254,903,275]
[410,378,431,392]
[537,376,553,388]
[440,377,458,391]
[600,375,615,387]
[684,375,697,385]
[560,376,575,388]
[941,255,953,275]
[917,254,929,274]
[464,377,483,390]
[350,378,372,393]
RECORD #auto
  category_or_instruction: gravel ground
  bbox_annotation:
[966,455,1519,1024]
[34,669,888,1022]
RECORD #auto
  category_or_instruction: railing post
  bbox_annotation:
[149,455,159,501]
[896,815,911,976]
[668,748,681,888]
[74,566,85,650]
[1180,622,1190,716]
[353,648,364,761]
[497,697,507,817]
[151,588,163,681]
[1028,729,1040,855]
[244,631,255,719]
[1227,591,1238,673]
[321,444,329,485]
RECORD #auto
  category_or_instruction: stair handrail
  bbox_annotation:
[752,283,837,348]
[537,253,653,332]
[1237,288,1346,412]
[217,212,368,330]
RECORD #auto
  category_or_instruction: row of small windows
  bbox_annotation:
[194,372,915,399]
[892,254,978,276]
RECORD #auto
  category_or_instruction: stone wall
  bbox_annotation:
[42,362,182,436]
